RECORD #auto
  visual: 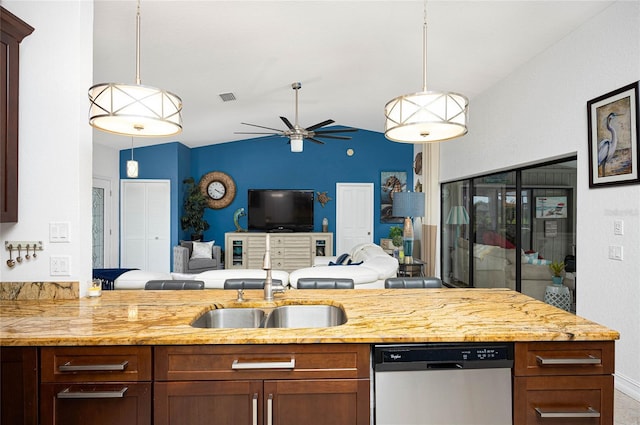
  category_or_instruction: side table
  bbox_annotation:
[544,284,571,312]
[398,259,426,277]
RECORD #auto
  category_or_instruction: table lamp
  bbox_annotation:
[446,206,470,244]
[392,191,425,264]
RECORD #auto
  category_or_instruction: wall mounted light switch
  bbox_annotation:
[50,256,71,275]
[50,222,71,242]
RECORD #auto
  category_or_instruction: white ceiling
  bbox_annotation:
[92,0,614,150]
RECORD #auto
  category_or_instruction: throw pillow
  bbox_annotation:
[526,257,551,266]
[329,253,351,266]
[190,241,215,260]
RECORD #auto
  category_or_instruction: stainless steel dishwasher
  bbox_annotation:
[373,343,513,425]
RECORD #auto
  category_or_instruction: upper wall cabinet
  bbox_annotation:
[1,7,34,223]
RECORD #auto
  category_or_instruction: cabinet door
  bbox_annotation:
[265,379,369,425]
[40,383,151,425]
[0,347,38,425]
[154,380,262,425]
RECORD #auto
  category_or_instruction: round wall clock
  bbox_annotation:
[199,171,236,209]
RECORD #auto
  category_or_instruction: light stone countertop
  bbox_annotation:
[0,288,619,346]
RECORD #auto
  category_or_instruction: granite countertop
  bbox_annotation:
[0,288,619,346]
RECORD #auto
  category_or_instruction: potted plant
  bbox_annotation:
[389,226,404,258]
[549,260,565,285]
[180,177,210,241]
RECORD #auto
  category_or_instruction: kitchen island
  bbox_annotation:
[1,288,619,424]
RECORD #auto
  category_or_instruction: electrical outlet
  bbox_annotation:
[50,256,71,276]
[614,220,624,235]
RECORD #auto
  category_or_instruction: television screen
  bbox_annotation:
[248,189,314,232]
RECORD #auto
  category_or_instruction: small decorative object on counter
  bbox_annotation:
[233,207,247,232]
[88,279,102,297]
[322,217,328,232]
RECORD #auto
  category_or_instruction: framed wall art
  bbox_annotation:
[587,81,639,188]
[380,171,406,223]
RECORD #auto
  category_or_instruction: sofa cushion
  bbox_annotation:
[114,270,173,290]
[290,266,379,287]
[188,258,218,273]
[195,269,290,289]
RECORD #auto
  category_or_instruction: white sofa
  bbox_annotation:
[290,243,398,289]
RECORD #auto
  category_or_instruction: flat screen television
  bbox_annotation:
[248,189,314,232]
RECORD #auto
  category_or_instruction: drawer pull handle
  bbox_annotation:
[232,359,295,370]
[59,360,129,372]
[535,406,600,418]
[252,393,258,425]
[535,355,601,365]
[57,387,128,399]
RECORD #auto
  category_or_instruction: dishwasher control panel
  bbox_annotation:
[373,343,513,371]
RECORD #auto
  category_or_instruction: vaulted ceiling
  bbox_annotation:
[92,0,614,150]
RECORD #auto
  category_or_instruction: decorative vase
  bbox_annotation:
[551,276,564,286]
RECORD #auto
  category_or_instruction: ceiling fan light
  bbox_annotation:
[290,134,304,153]
[89,82,182,137]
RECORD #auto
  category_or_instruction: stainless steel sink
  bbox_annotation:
[191,308,265,328]
[191,304,347,329]
[263,304,347,328]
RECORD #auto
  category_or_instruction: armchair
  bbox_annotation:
[173,241,222,274]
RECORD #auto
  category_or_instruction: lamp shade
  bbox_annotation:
[393,191,425,218]
[290,134,304,153]
[88,82,183,137]
[385,91,468,143]
[446,206,469,225]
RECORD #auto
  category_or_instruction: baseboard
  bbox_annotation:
[616,373,640,402]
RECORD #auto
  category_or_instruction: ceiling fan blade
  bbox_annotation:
[306,137,326,145]
[306,119,335,131]
[240,122,285,132]
[280,116,294,130]
[314,128,359,134]
[234,131,280,135]
[313,134,352,140]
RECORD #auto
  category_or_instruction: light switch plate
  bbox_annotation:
[50,222,71,243]
[50,256,71,276]
[614,220,624,235]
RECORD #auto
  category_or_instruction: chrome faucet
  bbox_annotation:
[263,234,285,301]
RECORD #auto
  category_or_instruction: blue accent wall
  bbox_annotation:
[120,129,413,263]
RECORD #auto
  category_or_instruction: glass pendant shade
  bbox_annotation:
[290,134,304,152]
[89,83,182,137]
[385,90,468,143]
[126,160,139,178]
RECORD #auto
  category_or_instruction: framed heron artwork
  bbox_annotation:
[587,81,639,188]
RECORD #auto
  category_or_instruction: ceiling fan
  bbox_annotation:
[236,82,357,152]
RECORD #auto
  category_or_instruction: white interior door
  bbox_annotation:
[121,180,170,272]
[336,183,373,254]
[92,177,111,268]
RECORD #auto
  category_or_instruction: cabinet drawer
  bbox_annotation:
[41,346,152,382]
[514,341,614,376]
[40,382,151,425]
[513,375,613,425]
[155,344,370,381]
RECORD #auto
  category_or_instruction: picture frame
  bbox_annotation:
[587,81,639,188]
[535,196,567,219]
[380,171,407,223]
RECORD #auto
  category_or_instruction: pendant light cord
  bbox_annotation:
[135,0,141,85]
[422,0,428,92]
[131,137,135,160]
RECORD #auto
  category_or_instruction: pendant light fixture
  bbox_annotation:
[126,137,139,178]
[384,1,468,143]
[88,0,182,137]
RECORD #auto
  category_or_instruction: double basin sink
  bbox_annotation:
[192,304,347,329]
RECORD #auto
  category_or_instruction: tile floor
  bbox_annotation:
[616,390,640,425]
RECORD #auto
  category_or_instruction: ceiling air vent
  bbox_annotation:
[219,92,236,102]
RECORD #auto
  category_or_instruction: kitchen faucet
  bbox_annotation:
[263,234,285,301]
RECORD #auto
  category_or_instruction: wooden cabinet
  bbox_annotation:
[39,346,152,425]
[513,341,615,425]
[0,7,34,222]
[225,232,333,272]
[154,344,369,425]
[0,347,38,425]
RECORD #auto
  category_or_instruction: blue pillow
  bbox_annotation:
[329,253,350,266]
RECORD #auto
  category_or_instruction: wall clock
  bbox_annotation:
[199,171,236,209]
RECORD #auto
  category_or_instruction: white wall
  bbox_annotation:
[440,1,640,399]
[0,1,94,297]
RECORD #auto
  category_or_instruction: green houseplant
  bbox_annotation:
[549,260,565,285]
[389,226,404,248]
[180,177,210,241]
